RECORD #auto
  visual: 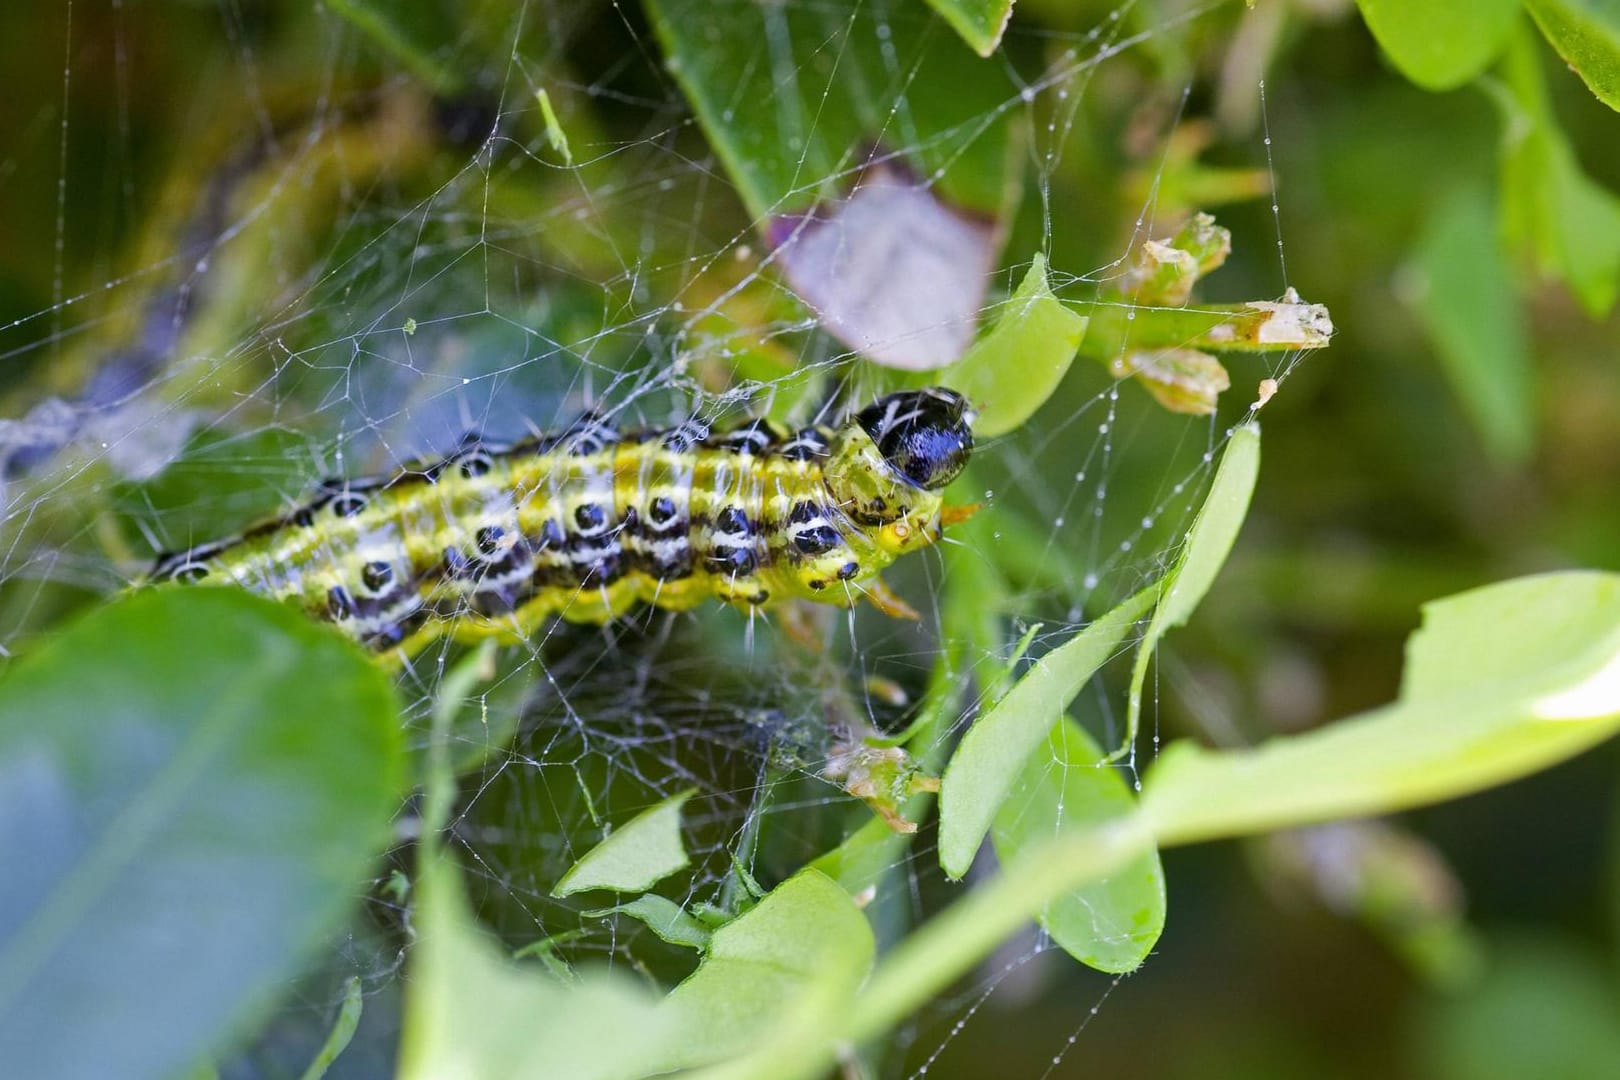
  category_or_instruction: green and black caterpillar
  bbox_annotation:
[152,388,977,664]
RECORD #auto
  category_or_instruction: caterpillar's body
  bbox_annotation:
[152,388,976,663]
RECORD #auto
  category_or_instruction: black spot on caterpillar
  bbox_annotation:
[150,387,976,663]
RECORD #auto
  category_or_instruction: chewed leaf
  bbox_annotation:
[773,163,997,370]
[938,586,1156,880]
[658,869,874,1070]
[942,254,1089,435]
[1142,572,1620,847]
[553,788,695,897]
[991,718,1165,974]
[1118,424,1261,760]
[1401,571,1620,706]
[0,589,402,1080]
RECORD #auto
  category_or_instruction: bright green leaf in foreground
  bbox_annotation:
[924,0,1016,57]
[1408,187,1533,464]
[399,855,678,1080]
[941,255,1089,438]
[938,586,1155,879]
[1142,572,1620,845]
[1118,423,1261,761]
[1356,0,1519,91]
[991,718,1165,973]
[0,589,403,1080]
[553,788,696,897]
[660,869,875,1071]
[1524,0,1620,112]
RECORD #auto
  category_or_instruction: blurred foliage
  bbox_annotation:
[1,1,1619,1079]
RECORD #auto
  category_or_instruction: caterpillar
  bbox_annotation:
[150,387,977,664]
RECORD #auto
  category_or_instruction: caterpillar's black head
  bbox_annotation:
[856,387,974,491]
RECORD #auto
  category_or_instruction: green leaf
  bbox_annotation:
[1118,423,1261,760]
[645,0,1015,221]
[1401,571,1620,702]
[0,589,403,1080]
[398,854,679,1080]
[1524,0,1620,112]
[552,788,696,897]
[660,869,874,1071]
[937,586,1156,879]
[940,255,1089,438]
[924,0,1016,57]
[1408,187,1534,463]
[990,718,1165,973]
[584,895,713,952]
[1356,0,1519,91]
[1496,29,1620,317]
[1142,572,1620,846]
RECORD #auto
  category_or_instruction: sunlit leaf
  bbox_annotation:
[1142,572,1620,845]
[1407,187,1533,463]
[938,586,1155,879]
[991,718,1165,973]
[1524,0,1620,112]
[941,255,1089,437]
[1356,0,1519,90]
[553,788,696,897]
[0,589,403,1080]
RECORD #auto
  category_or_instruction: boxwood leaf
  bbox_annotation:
[0,588,403,1080]
[1524,0,1620,112]
[941,255,1089,438]
[938,586,1155,879]
[990,717,1165,973]
[1356,0,1518,91]
[1143,572,1620,846]
[553,788,696,897]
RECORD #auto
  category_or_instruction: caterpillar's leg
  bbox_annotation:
[862,576,920,621]
[939,503,981,526]
[779,601,833,651]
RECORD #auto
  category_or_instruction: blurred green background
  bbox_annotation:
[2,1,1618,1077]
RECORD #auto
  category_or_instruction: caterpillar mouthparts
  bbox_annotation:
[151,387,976,663]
